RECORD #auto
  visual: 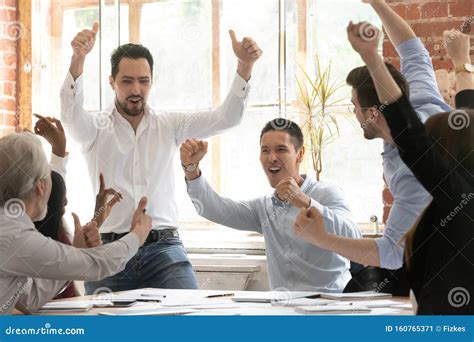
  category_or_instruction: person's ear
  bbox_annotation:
[109,75,115,90]
[296,145,305,163]
[35,179,46,198]
[369,106,381,122]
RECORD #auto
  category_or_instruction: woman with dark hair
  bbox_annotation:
[344,22,473,314]
[35,171,68,242]
[32,114,123,298]
[34,170,75,298]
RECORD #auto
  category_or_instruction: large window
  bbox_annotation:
[32,0,383,253]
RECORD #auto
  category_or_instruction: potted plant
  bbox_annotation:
[294,56,347,181]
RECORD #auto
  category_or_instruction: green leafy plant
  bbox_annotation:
[295,56,346,181]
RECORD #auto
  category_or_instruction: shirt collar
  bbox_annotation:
[110,103,156,131]
[381,140,398,158]
[0,209,34,227]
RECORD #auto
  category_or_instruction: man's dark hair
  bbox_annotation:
[346,63,410,108]
[260,119,304,151]
[110,43,154,79]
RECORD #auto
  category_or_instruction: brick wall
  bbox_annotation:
[0,0,18,137]
[382,0,473,223]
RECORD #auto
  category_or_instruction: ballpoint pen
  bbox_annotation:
[206,293,235,298]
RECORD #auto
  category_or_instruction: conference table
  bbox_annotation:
[35,288,414,316]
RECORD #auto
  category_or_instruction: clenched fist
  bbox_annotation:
[444,29,471,66]
[275,177,311,209]
[347,21,381,58]
[180,139,208,166]
[293,207,328,248]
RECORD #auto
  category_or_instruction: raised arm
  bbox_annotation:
[365,1,451,116]
[444,29,474,96]
[60,23,101,150]
[69,22,99,80]
[180,139,261,232]
[33,114,68,180]
[348,22,473,205]
[363,0,415,47]
[347,22,403,104]
[174,31,262,144]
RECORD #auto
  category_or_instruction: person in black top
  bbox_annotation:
[342,21,474,314]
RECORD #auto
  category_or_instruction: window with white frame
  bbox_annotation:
[32,0,383,253]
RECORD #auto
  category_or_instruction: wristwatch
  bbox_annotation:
[182,163,199,173]
[455,63,474,75]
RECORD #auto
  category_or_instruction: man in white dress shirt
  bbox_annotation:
[60,23,262,293]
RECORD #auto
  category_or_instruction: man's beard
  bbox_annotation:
[361,123,380,140]
[363,128,378,140]
[116,97,145,117]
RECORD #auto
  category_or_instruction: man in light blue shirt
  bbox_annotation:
[180,120,361,292]
[293,1,451,271]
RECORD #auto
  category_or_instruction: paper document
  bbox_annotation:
[320,291,392,300]
[98,308,197,316]
[295,305,372,314]
[39,301,95,312]
[232,291,321,303]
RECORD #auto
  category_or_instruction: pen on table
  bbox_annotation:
[206,293,235,298]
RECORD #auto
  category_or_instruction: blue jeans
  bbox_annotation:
[85,233,198,295]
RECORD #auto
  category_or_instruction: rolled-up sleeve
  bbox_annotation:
[308,185,361,239]
[375,167,432,269]
[396,38,452,118]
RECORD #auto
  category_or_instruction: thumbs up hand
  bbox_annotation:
[229,29,262,81]
[72,213,103,248]
[71,22,99,59]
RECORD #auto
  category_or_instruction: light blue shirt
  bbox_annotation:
[375,38,452,269]
[186,175,361,292]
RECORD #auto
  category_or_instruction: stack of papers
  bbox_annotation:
[39,301,96,313]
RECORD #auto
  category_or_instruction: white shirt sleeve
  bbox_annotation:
[60,72,100,151]
[49,153,69,180]
[174,73,250,145]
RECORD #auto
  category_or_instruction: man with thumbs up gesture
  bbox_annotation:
[60,22,262,295]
